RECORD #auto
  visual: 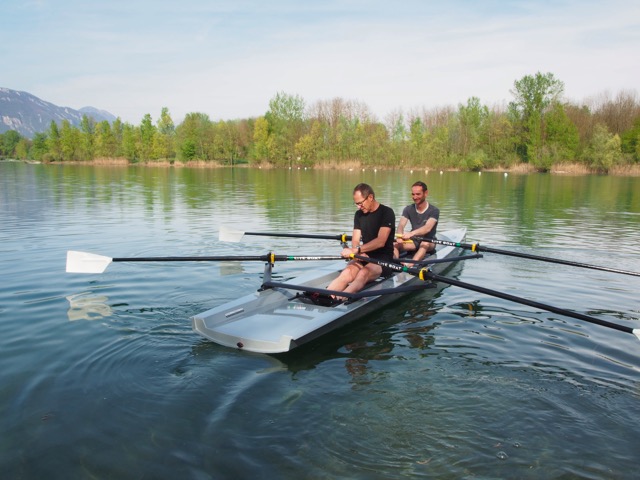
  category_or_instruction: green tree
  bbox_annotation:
[181,139,197,160]
[45,121,61,161]
[362,122,391,166]
[334,116,362,162]
[386,110,408,166]
[583,123,622,172]
[139,114,156,160]
[620,117,640,162]
[59,120,81,161]
[509,72,564,168]
[30,132,48,161]
[1,130,21,157]
[80,115,95,160]
[295,120,324,166]
[153,107,175,160]
[16,138,29,159]
[483,109,516,168]
[265,92,305,167]
[214,120,243,165]
[545,102,580,163]
[563,103,593,160]
[175,112,212,161]
[457,96,489,168]
[426,123,451,168]
[251,116,272,163]
[408,117,424,146]
[121,123,138,161]
[94,121,118,158]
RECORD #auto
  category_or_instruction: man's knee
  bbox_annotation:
[363,265,382,281]
[419,241,435,252]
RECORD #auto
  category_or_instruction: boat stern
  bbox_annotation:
[192,315,297,353]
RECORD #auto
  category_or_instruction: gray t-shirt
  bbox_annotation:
[400,203,439,240]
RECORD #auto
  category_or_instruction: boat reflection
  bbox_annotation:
[273,293,446,376]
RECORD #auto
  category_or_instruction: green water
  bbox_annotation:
[1,162,639,479]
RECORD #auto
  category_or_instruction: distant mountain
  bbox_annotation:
[0,87,117,138]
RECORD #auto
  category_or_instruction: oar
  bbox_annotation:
[353,254,640,341]
[66,251,343,274]
[413,236,640,278]
[220,225,352,243]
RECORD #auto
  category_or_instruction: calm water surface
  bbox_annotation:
[1,162,639,479]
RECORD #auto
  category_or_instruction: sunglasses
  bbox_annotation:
[354,194,371,207]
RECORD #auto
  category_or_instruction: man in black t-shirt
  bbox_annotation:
[326,183,395,296]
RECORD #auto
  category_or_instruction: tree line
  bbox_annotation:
[2,72,639,173]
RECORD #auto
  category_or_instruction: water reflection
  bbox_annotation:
[274,294,446,375]
[66,293,113,321]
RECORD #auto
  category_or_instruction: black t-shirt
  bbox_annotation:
[354,204,395,260]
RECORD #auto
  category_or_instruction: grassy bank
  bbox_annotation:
[18,157,640,176]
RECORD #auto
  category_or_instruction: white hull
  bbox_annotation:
[192,228,466,353]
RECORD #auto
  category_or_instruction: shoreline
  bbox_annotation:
[6,158,640,176]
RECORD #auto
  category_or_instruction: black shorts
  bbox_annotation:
[369,254,396,277]
[412,238,435,252]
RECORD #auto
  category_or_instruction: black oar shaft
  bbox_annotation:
[426,271,634,335]
[112,255,342,263]
[416,237,640,277]
[113,256,268,262]
[355,254,636,337]
[245,231,352,242]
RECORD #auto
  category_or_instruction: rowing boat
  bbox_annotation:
[191,228,467,353]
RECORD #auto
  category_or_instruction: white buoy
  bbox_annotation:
[504,172,508,177]
[440,171,443,175]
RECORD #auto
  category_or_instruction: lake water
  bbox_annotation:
[1,161,639,479]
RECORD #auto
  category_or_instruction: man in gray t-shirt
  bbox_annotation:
[393,181,439,262]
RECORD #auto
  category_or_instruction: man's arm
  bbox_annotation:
[341,229,362,258]
[410,217,438,237]
[351,229,362,249]
[396,217,409,234]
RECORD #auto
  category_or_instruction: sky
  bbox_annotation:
[2,0,639,125]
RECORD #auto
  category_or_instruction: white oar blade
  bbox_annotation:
[219,226,245,242]
[66,251,113,274]
[634,329,640,342]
